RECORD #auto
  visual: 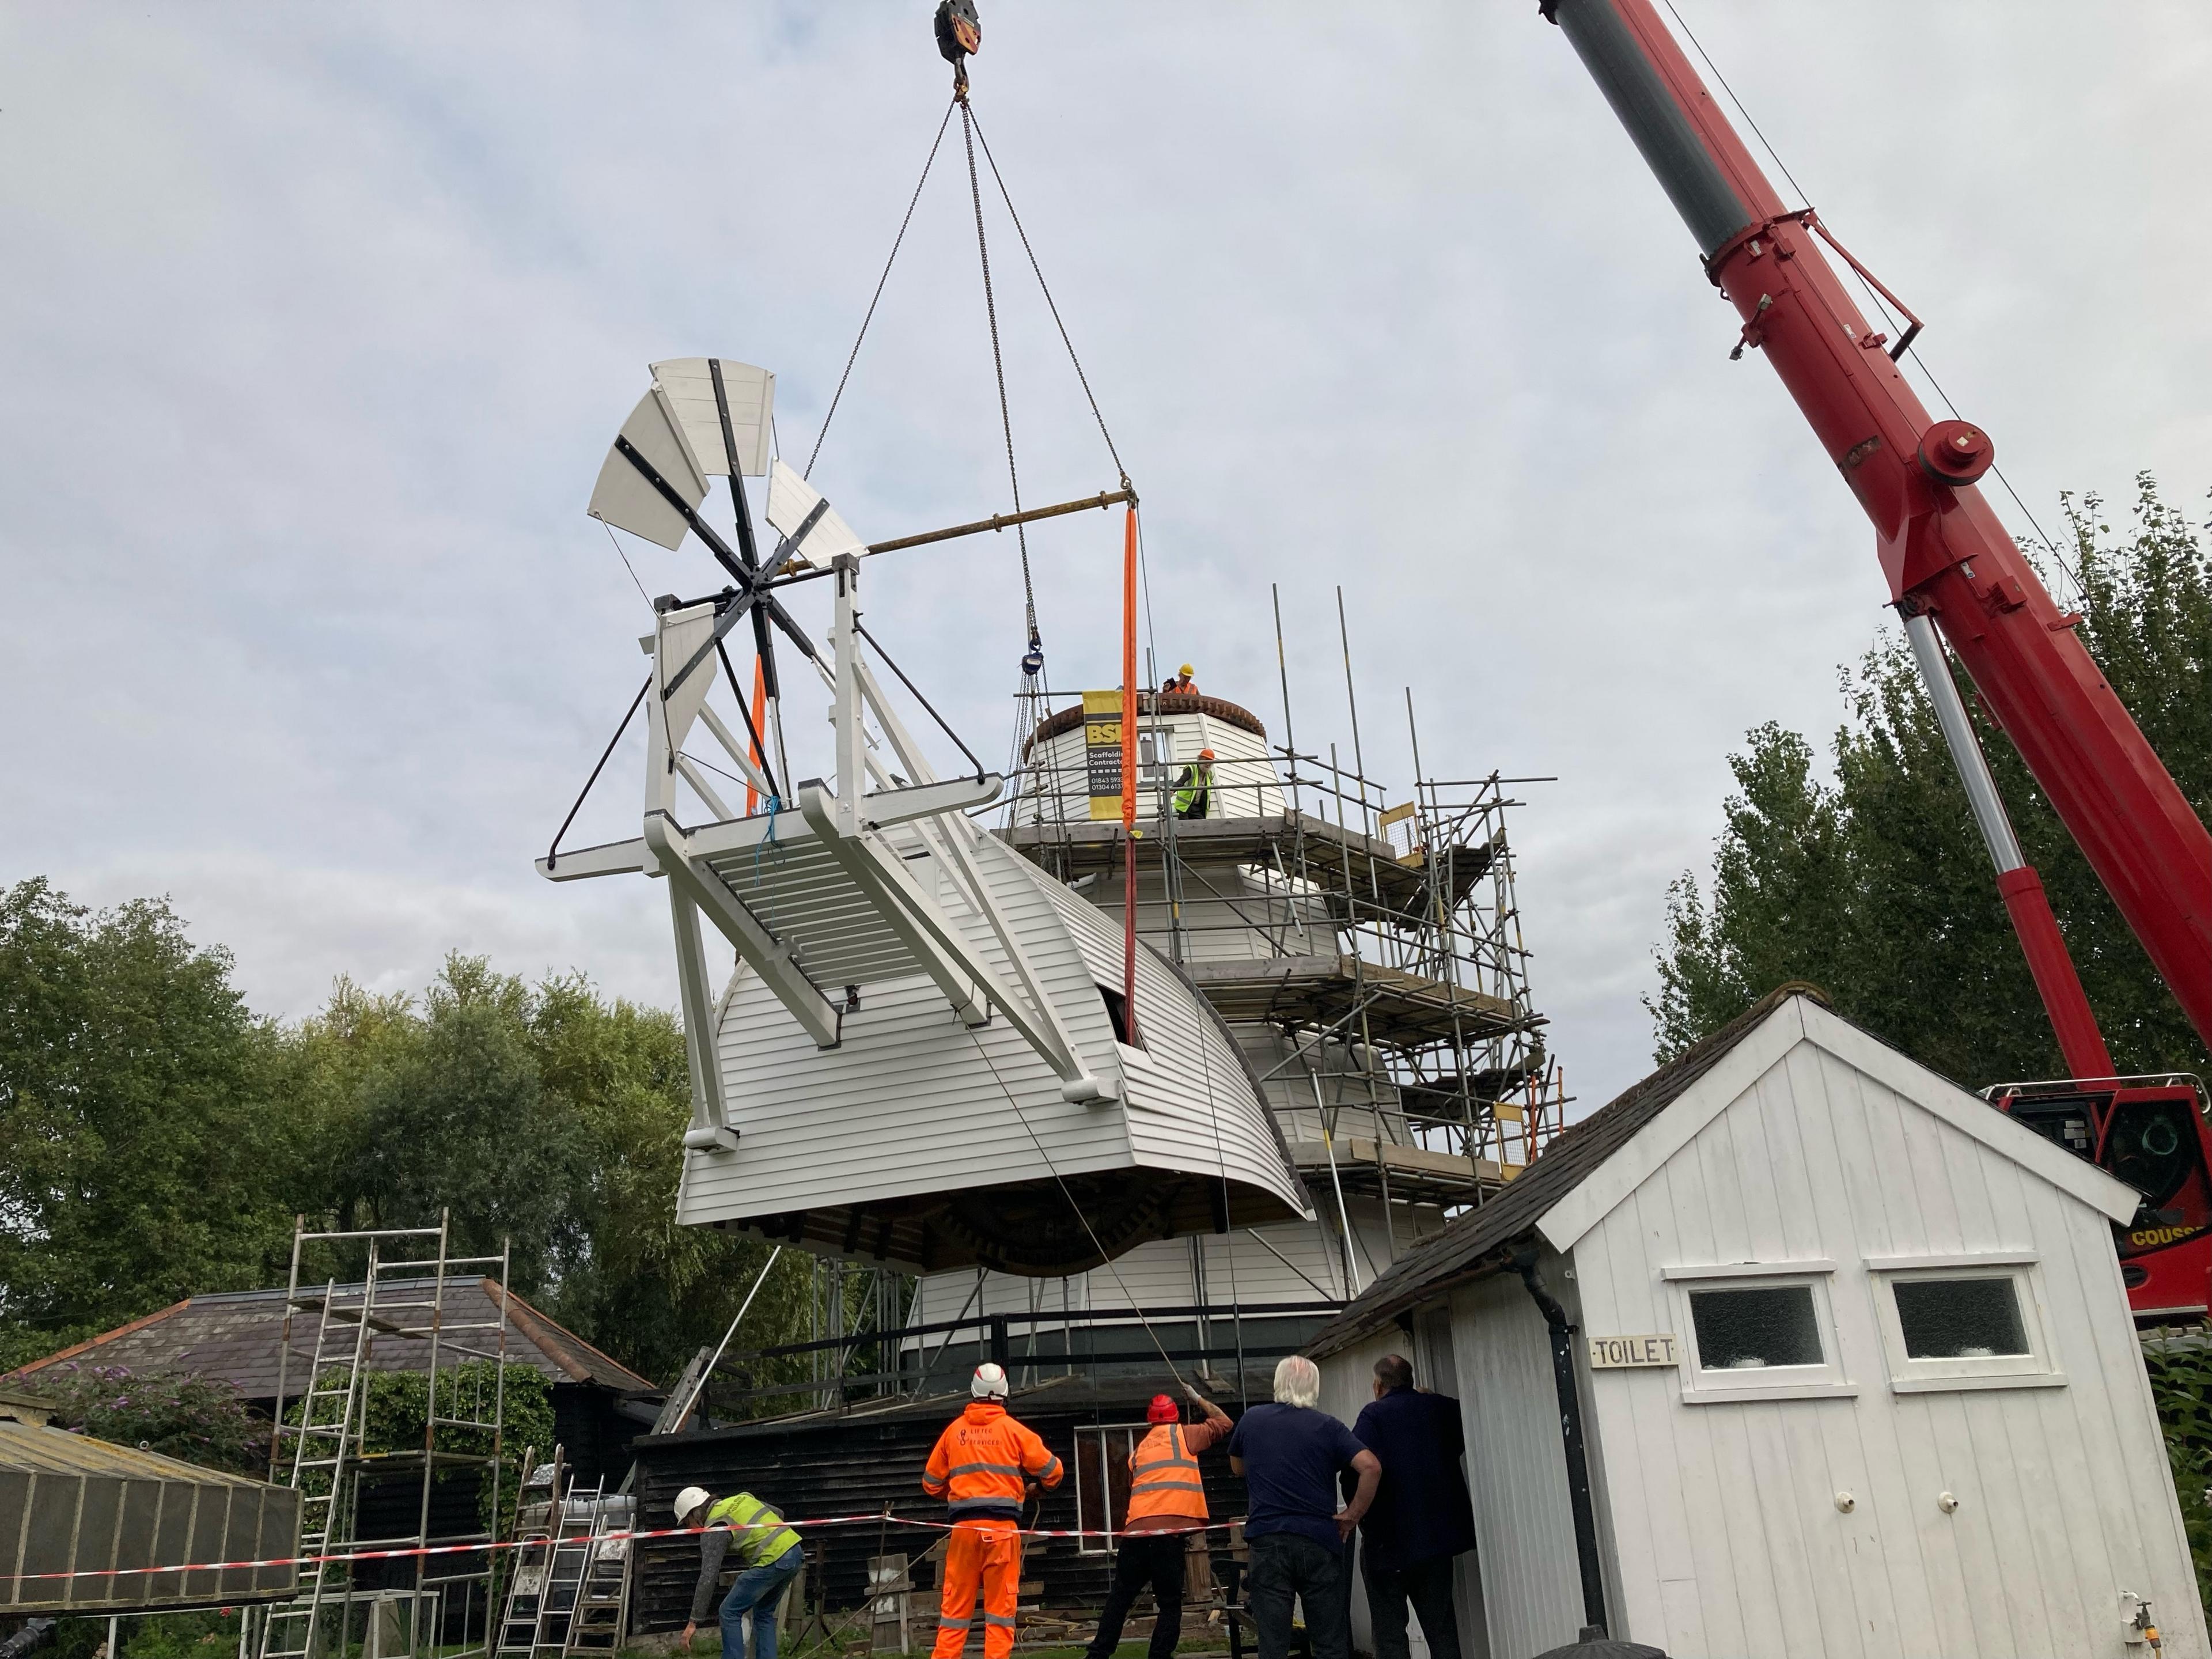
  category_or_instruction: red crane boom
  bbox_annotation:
[1542,0,2212,1066]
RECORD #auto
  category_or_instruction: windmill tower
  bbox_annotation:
[905,672,1556,1383]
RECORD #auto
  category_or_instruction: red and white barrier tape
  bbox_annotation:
[9,1510,1245,1586]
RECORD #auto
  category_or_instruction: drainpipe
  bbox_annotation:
[1512,1248,1609,1641]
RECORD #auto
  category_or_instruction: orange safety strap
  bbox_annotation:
[1119,505,1140,1047]
[746,653,767,815]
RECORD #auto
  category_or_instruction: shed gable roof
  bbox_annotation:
[1306,986,2139,1357]
[7,1279,654,1397]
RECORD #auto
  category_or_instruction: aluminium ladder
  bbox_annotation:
[257,1256,392,1659]
[497,1452,626,1659]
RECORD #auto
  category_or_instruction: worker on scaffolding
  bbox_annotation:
[1173,749,1216,821]
[675,1485,805,1659]
[1160,663,1197,694]
[923,1362,1065,1659]
[1082,1384,1233,1659]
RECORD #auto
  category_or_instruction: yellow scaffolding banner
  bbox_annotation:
[1082,690,1124,820]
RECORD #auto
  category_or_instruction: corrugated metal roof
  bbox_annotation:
[0,1423,300,1613]
[1306,984,1829,1357]
[8,1279,653,1398]
[0,1423,272,1485]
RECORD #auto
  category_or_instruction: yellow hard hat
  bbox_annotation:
[1178,664,1194,677]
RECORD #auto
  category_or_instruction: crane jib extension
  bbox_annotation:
[1541,0,2212,1063]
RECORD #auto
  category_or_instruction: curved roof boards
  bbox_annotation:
[679,828,1309,1274]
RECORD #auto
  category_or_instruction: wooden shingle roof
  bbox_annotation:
[1306,983,1830,1357]
[7,1278,654,1399]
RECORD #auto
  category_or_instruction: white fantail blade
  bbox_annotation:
[657,599,720,756]
[764,459,867,573]
[650,358,775,478]
[586,386,709,551]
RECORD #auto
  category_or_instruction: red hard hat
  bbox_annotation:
[1147,1393,1179,1423]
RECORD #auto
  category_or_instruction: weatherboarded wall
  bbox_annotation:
[1448,1273,1585,1659]
[1561,1019,2206,1658]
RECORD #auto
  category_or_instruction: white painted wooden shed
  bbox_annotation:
[1308,987,2205,1659]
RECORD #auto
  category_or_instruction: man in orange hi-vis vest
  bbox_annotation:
[1082,1382,1233,1659]
[922,1363,1063,1659]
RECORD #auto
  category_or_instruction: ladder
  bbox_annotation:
[563,1486,634,1658]
[497,1450,615,1659]
[258,1255,391,1659]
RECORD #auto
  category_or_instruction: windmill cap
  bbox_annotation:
[972,1362,1009,1399]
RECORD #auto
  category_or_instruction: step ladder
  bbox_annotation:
[497,1449,622,1659]
[563,1486,634,1658]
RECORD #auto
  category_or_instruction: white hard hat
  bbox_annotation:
[971,1362,1009,1400]
[675,1486,712,1525]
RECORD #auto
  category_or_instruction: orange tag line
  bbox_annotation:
[12,1512,1249,1584]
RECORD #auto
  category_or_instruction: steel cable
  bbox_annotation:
[806,100,959,482]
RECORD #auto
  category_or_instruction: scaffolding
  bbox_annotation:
[999,593,1569,1268]
[253,1214,513,1659]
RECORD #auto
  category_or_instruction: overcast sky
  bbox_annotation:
[4,1,2208,1110]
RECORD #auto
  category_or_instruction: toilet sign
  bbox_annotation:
[1588,1333,1680,1369]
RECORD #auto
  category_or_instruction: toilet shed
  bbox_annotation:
[1308,987,2205,1659]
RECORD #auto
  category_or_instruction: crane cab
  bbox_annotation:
[1990,1076,2212,1322]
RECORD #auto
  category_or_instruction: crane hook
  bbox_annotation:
[934,0,982,99]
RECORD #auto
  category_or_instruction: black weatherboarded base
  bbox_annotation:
[628,1377,1252,1631]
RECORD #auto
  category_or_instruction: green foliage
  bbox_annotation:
[0,879,294,1366]
[1652,475,2212,1086]
[2142,1332,2212,1610]
[285,1360,553,1536]
[0,907,829,1388]
[21,1362,262,1472]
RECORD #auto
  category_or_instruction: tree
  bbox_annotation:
[24,1362,262,1472]
[1653,476,2212,1086]
[2,893,824,1387]
[0,880,292,1368]
[313,956,588,1296]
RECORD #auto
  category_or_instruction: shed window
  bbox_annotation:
[1664,1265,1852,1402]
[1688,1285,1824,1370]
[1893,1276,2029,1359]
[1867,1258,2062,1392]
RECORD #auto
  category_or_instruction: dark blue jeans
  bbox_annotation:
[1246,1532,1349,1659]
[719,1543,804,1659]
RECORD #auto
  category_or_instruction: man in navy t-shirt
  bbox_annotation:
[1350,1354,1475,1659]
[1226,1357,1381,1659]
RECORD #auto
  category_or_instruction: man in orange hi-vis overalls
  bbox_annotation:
[922,1363,1063,1659]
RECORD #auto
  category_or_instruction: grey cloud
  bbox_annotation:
[2,1,2205,1105]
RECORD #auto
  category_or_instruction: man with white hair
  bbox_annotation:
[1226,1356,1380,1659]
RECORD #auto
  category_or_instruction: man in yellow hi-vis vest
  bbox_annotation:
[676,1486,804,1659]
[1083,1383,1232,1659]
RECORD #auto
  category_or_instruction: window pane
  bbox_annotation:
[1892,1276,2029,1359]
[1689,1285,1823,1370]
